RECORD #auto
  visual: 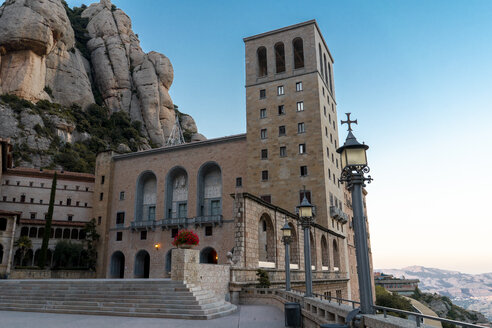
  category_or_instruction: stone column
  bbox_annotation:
[170,248,200,283]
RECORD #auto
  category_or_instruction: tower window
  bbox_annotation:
[260,129,267,139]
[205,226,213,236]
[324,106,327,117]
[324,54,329,83]
[260,108,266,118]
[101,175,105,184]
[277,85,284,96]
[261,149,268,159]
[261,170,269,181]
[279,126,286,136]
[293,38,304,69]
[297,122,305,134]
[116,212,125,225]
[299,143,306,154]
[296,82,303,92]
[328,63,333,93]
[119,191,125,200]
[260,89,266,99]
[116,232,122,241]
[140,231,147,240]
[236,177,242,187]
[296,101,304,112]
[67,215,73,221]
[280,146,286,157]
[300,166,308,177]
[275,42,286,73]
[99,193,103,201]
[319,44,324,78]
[257,47,268,77]
[325,127,328,137]
[278,105,285,115]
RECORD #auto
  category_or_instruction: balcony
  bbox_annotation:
[130,220,156,231]
[329,206,348,224]
[159,215,223,229]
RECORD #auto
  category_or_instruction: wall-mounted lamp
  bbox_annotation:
[154,243,161,250]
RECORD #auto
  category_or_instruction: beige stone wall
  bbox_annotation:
[9,269,96,279]
[0,214,16,275]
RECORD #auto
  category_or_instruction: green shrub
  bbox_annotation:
[53,240,86,269]
[256,269,271,288]
[375,285,413,318]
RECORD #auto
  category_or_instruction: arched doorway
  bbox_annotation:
[200,247,217,264]
[110,251,125,278]
[310,232,317,270]
[288,223,299,266]
[321,235,329,270]
[134,250,150,278]
[333,240,340,271]
[258,214,275,263]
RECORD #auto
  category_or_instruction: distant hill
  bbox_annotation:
[377,266,492,321]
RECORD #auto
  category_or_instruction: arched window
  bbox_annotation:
[288,222,299,266]
[323,54,328,83]
[165,167,188,219]
[135,171,157,221]
[29,227,37,238]
[197,162,222,217]
[33,249,41,267]
[110,251,125,278]
[0,218,7,231]
[134,250,150,278]
[321,235,329,270]
[200,247,218,264]
[310,232,317,270]
[333,239,340,270]
[20,227,29,237]
[54,228,62,239]
[293,38,304,69]
[257,46,268,77]
[318,44,324,78]
[328,63,333,94]
[63,228,70,239]
[37,227,44,239]
[274,42,285,73]
[0,244,3,264]
[258,214,275,263]
[23,249,33,267]
[71,229,79,240]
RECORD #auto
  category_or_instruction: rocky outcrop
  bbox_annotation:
[0,0,94,107]
[0,0,203,149]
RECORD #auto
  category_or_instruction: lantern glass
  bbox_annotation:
[282,226,291,237]
[299,205,313,218]
[342,147,367,168]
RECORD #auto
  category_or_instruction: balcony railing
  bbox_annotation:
[329,206,348,223]
[159,215,223,229]
[130,220,156,230]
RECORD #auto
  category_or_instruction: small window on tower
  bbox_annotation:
[236,177,242,187]
[280,146,287,157]
[278,105,285,115]
[296,101,304,112]
[116,232,122,241]
[279,126,286,136]
[205,226,213,236]
[297,122,305,134]
[277,85,284,96]
[101,175,105,184]
[261,149,268,160]
[261,170,269,181]
[119,191,125,200]
[296,82,303,92]
[299,144,306,154]
[260,129,267,139]
[140,231,147,240]
[300,166,308,177]
[259,89,266,99]
[260,108,266,119]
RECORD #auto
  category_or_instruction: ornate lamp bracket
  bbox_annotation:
[339,165,373,189]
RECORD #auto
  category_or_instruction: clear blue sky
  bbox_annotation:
[67,0,492,274]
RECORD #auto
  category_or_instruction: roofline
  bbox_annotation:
[4,168,95,182]
[113,133,247,161]
[243,19,334,63]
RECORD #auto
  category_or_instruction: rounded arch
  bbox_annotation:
[33,248,41,267]
[134,250,150,278]
[257,46,268,77]
[293,38,304,69]
[71,229,79,240]
[196,162,222,217]
[20,226,28,237]
[165,166,189,219]
[310,231,317,270]
[110,251,125,278]
[29,227,37,238]
[274,42,285,73]
[321,235,329,269]
[23,249,33,267]
[0,243,3,264]
[54,228,62,239]
[258,213,275,263]
[333,239,340,270]
[135,171,157,221]
[37,227,44,239]
[200,247,218,264]
[288,222,299,265]
[63,228,70,239]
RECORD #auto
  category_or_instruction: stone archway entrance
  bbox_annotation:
[200,247,218,264]
[134,250,150,278]
[110,251,125,278]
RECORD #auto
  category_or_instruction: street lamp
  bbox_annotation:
[296,189,315,297]
[337,113,374,315]
[281,222,292,291]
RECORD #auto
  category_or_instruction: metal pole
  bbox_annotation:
[285,240,291,291]
[303,224,313,297]
[351,173,375,314]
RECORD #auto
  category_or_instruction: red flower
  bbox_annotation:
[172,229,200,247]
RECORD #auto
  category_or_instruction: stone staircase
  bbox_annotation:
[0,279,237,319]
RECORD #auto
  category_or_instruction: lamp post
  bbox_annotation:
[337,113,375,315]
[281,222,292,291]
[296,190,315,297]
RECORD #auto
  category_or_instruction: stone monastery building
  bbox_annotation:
[0,20,373,302]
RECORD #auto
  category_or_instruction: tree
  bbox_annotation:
[14,236,32,267]
[256,269,271,288]
[375,285,414,318]
[82,218,100,271]
[38,172,57,268]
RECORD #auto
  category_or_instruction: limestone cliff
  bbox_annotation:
[0,0,204,156]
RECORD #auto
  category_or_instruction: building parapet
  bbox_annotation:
[159,215,223,229]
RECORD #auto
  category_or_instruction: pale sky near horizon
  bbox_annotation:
[65,0,492,274]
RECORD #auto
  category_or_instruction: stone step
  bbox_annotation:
[0,289,212,297]
[0,296,219,306]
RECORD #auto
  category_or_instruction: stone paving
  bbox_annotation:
[0,305,285,328]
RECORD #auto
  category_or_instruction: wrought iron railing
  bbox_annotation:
[130,220,156,230]
[329,206,348,223]
[159,215,223,228]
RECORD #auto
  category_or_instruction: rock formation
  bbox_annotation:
[0,0,204,148]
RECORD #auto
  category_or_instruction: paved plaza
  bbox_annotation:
[0,305,285,328]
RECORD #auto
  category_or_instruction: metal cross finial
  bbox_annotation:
[341,113,358,132]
